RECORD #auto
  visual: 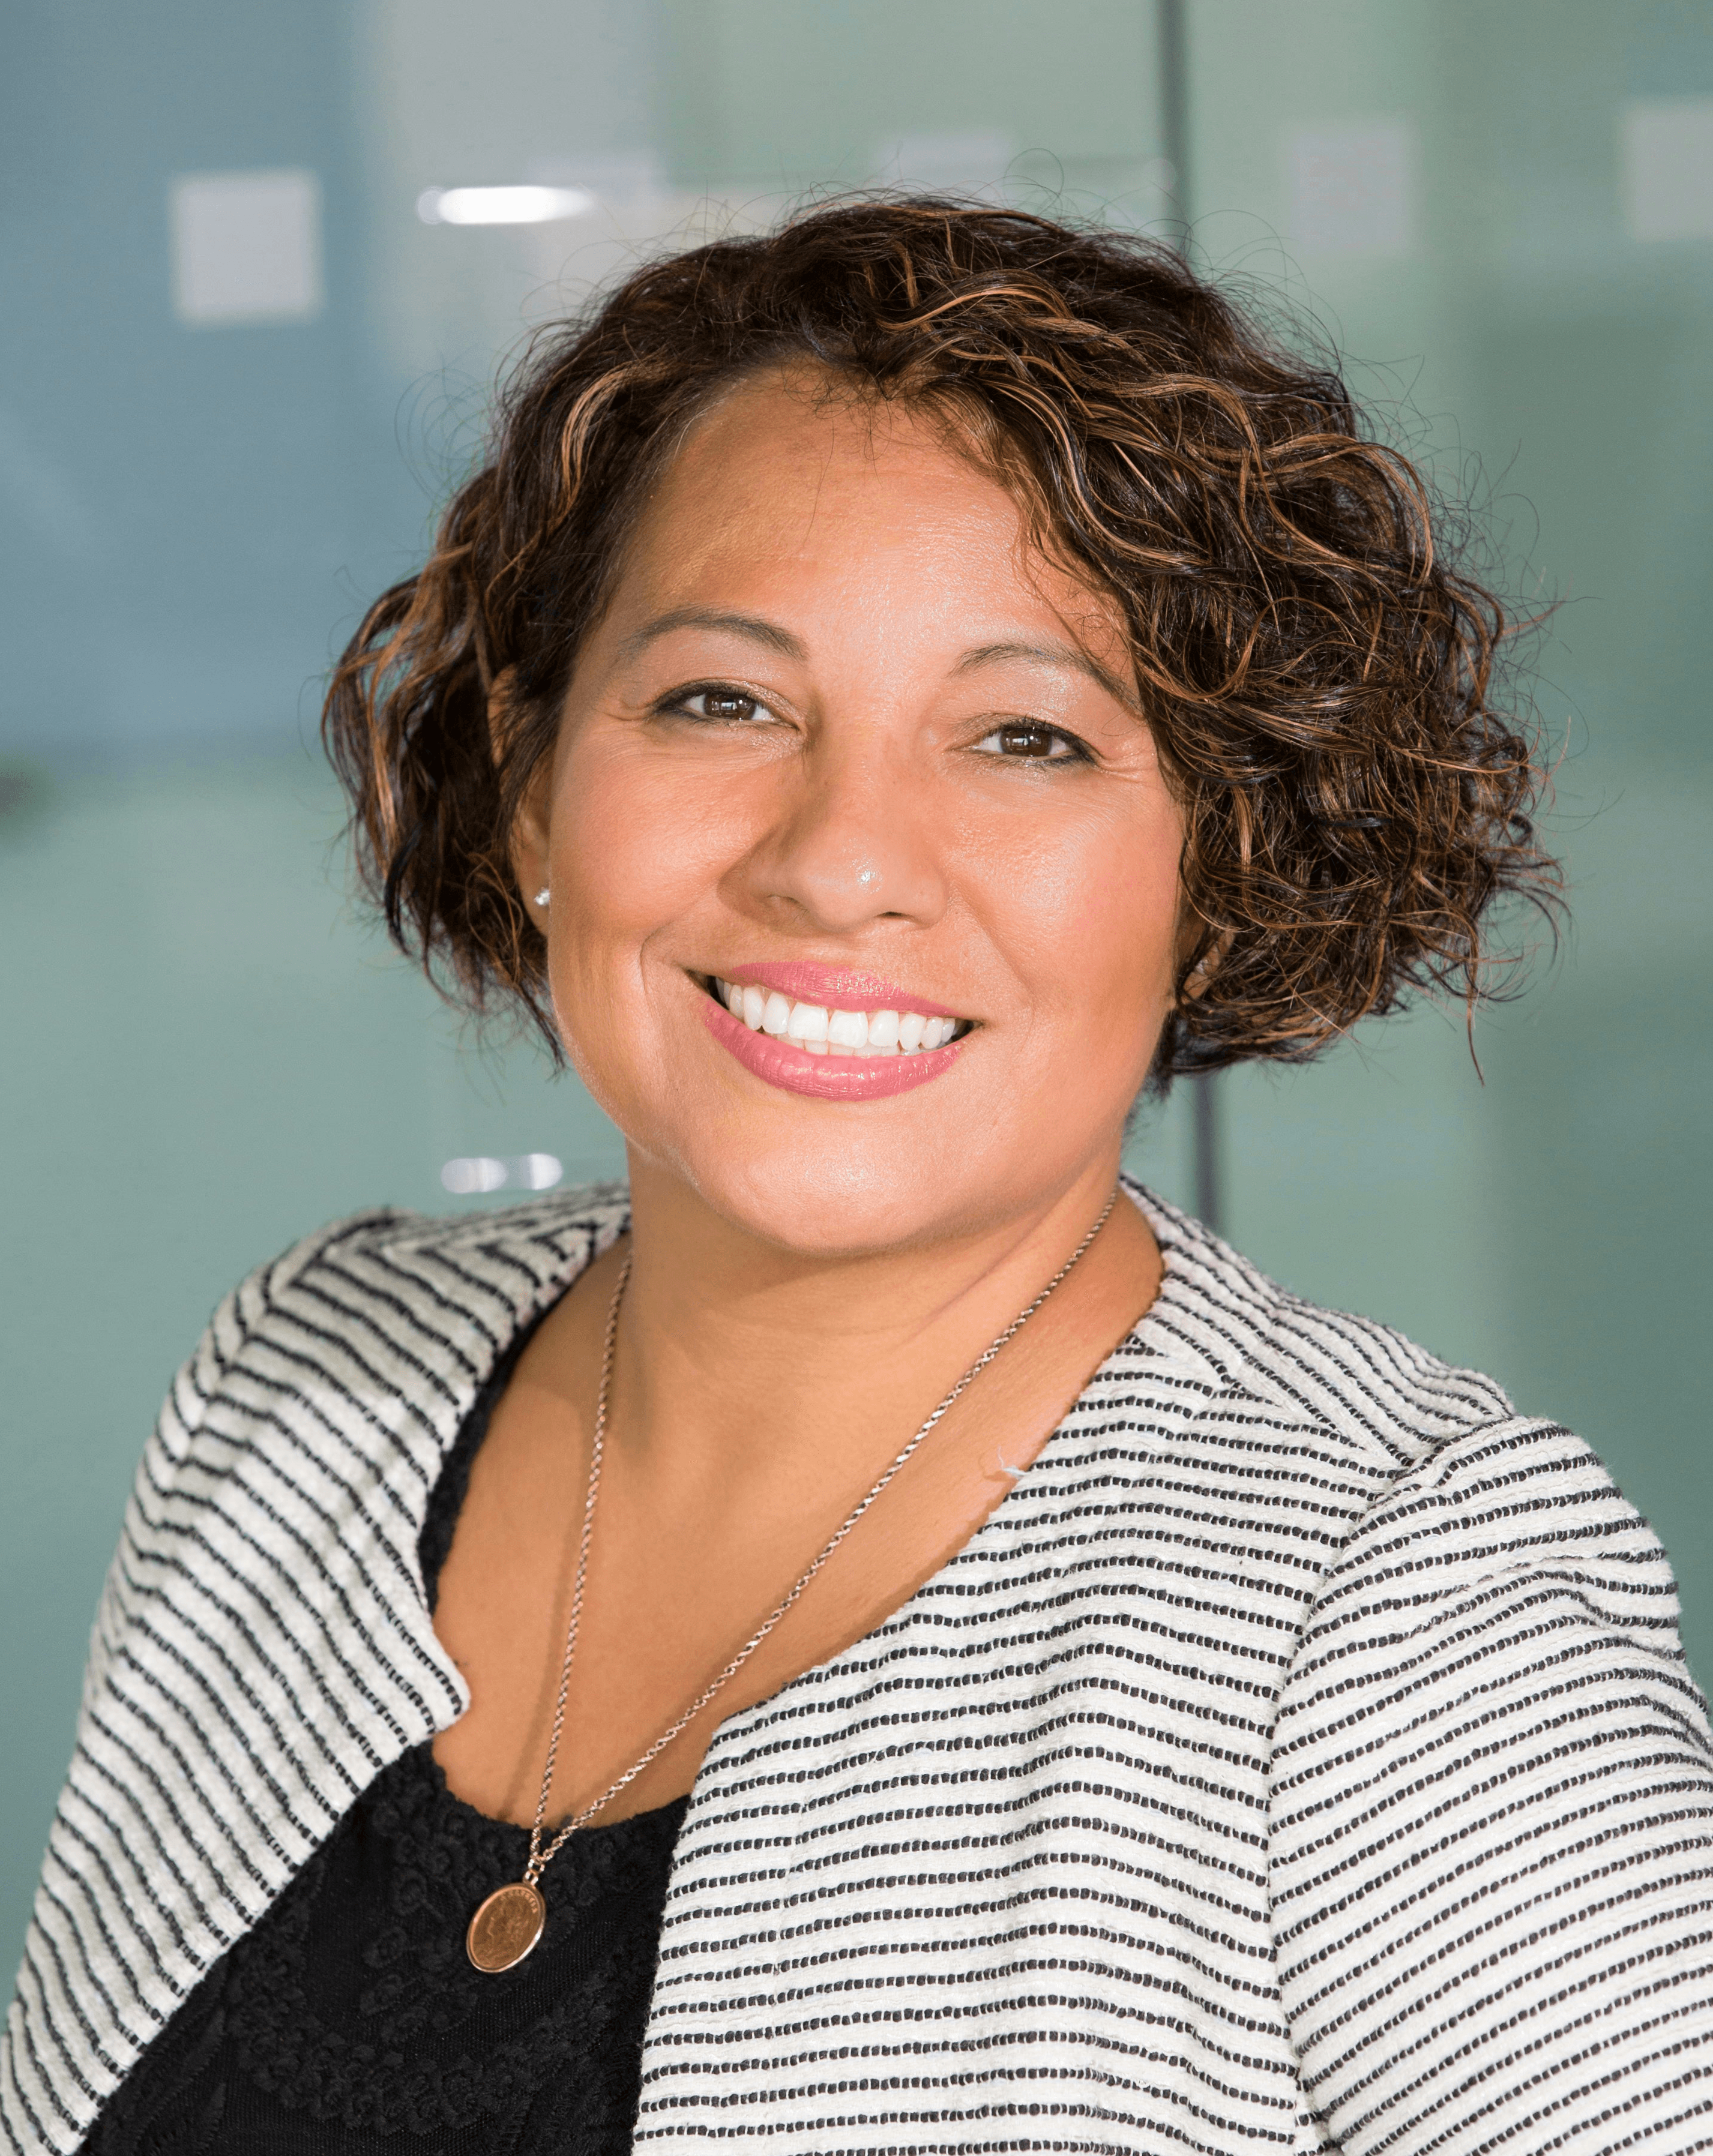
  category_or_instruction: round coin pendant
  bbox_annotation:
[466,1880,546,1974]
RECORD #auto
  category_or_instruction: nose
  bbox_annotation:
[726,725,948,935]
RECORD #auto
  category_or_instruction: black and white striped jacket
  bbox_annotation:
[7,1180,1713,2153]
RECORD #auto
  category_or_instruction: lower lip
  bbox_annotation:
[701,997,965,1101]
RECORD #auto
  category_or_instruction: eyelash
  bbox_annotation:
[656,683,1091,765]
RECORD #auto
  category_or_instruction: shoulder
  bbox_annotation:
[149,1183,631,1492]
[1107,1193,1702,1831]
[91,1184,632,1699]
[242,1179,629,1312]
[1127,1176,1519,1475]
[205,1182,628,1365]
[1124,1180,1687,1638]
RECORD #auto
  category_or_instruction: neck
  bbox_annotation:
[612,1147,1143,1497]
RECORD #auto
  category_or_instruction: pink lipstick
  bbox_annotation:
[700,997,964,1102]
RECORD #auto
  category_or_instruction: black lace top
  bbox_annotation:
[86,1321,687,2155]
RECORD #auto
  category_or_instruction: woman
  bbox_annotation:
[8,202,1711,2155]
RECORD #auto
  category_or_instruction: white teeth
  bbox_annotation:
[713,980,964,1058]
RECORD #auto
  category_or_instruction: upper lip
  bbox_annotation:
[707,961,967,1020]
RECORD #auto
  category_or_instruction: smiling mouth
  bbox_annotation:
[699,975,974,1057]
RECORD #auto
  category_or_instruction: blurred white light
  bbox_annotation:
[417,185,594,226]
[513,1153,564,1192]
[170,169,323,325]
[1287,119,1416,257]
[439,1153,564,1196]
[441,1156,508,1195]
[1621,99,1713,242]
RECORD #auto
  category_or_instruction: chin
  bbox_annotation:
[634,1083,1110,1263]
[654,1127,975,1257]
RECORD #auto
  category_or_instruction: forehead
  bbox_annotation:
[619,369,1127,654]
[665,367,974,489]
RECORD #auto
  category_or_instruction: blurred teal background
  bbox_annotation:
[2,0,1710,1980]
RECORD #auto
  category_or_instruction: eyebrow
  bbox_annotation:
[616,607,808,666]
[954,639,1141,713]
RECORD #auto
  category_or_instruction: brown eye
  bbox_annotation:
[974,721,1080,761]
[698,689,757,721]
[668,686,776,724]
[999,725,1052,757]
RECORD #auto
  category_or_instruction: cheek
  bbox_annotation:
[547,743,732,977]
[981,799,1184,1027]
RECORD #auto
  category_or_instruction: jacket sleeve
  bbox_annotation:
[1269,1414,1713,2156]
[4,1212,402,2156]
[77,1270,257,1716]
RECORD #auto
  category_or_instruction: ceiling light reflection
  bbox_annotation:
[417,185,594,227]
[441,1153,564,1196]
[513,1153,564,1191]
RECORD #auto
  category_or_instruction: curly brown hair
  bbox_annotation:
[324,197,1553,1079]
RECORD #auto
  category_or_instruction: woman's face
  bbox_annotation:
[519,373,1187,1256]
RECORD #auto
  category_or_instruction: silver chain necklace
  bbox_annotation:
[465,1187,1119,1974]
